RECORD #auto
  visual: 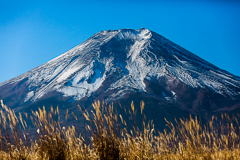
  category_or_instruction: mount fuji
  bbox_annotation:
[1,28,240,129]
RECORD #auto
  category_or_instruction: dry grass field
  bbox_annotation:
[0,100,240,160]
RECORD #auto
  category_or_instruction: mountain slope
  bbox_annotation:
[1,28,240,126]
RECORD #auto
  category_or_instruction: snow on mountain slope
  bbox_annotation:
[0,28,240,114]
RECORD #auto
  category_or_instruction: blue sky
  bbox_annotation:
[0,0,240,83]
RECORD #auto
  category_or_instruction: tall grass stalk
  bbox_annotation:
[0,99,240,159]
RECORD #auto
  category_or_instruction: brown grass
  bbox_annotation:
[0,99,240,159]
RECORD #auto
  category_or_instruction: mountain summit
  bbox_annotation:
[1,28,240,127]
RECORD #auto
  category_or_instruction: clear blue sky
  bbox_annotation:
[0,0,240,83]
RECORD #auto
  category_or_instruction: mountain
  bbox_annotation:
[1,28,240,129]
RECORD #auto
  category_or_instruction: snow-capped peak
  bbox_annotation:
[115,28,152,40]
[0,28,240,112]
